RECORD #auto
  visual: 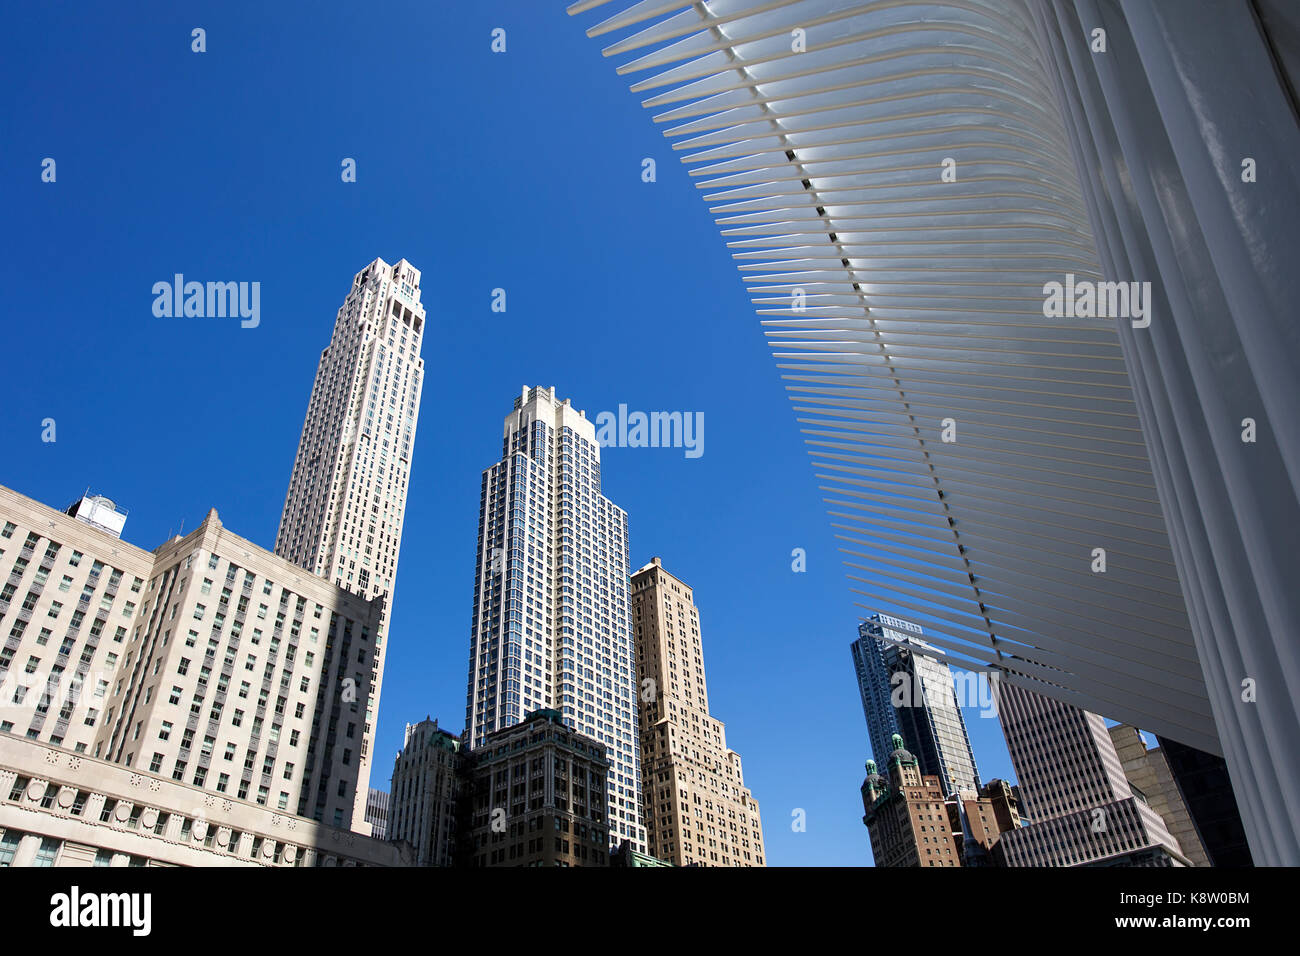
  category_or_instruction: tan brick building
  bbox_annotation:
[862,734,961,867]
[630,558,764,866]
[944,778,1022,866]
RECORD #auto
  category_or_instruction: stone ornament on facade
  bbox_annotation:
[192,820,208,841]
[56,787,74,809]
[114,802,131,823]
[141,808,158,829]
[26,779,46,802]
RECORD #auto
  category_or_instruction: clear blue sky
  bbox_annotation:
[0,0,1014,865]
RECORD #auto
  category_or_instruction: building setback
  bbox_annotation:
[463,709,610,867]
[630,557,764,866]
[851,614,981,797]
[275,257,425,605]
[464,386,642,851]
[992,682,1191,867]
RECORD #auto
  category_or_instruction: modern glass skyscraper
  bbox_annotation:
[275,257,425,604]
[464,386,644,851]
[851,614,980,797]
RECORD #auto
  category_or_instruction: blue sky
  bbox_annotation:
[0,0,1015,865]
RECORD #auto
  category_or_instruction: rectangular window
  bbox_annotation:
[33,837,60,867]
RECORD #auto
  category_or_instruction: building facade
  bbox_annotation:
[851,614,980,796]
[463,709,610,867]
[386,718,465,866]
[993,683,1191,866]
[0,732,406,867]
[363,787,389,841]
[1,484,386,835]
[944,778,1022,867]
[630,557,764,866]
[1,487,154,753]
[464,386,642,850]
[861,734,961,867]
[1108,725,1209,867]
[275,256,425,605]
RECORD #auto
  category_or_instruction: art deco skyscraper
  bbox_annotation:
[851,614,981,797]
[275,257,425,603]
[630,558,765,866]
[464,386,643,851]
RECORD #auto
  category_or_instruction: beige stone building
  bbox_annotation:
[275,256,425,605]
[1,484,386,836]
[387,717,465,866]
[1,487,154,753]
[630,558,764,866]
[1108,724,1209,866]
[0,732,406,867]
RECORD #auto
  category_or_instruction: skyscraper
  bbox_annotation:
[275,257,425,604]
[993,682,1191,866]
[464,386,642,851]
[851,614,980,797]
[629,557,765,866]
